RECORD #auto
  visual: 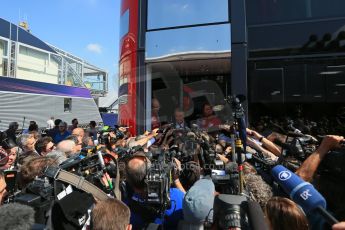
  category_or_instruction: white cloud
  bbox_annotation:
[86,43,102,54]
[182,4,189,10]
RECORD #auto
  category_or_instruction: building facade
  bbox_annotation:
[119,0,345,133]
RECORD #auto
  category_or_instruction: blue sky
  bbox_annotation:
[0,0,120,105]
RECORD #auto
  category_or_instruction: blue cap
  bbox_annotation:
[183,179,215,224]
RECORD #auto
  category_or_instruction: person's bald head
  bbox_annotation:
[72,128,85,146]
[56,140,76,158]
[72,128,85,139]
[126,156,150,192]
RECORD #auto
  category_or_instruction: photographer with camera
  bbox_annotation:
[123,152,184,229]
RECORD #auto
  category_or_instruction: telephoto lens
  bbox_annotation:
[213,194,249,229]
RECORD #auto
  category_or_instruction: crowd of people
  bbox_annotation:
[0,100,344,230]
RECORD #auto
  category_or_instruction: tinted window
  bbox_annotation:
[146,24,231,60]
[247,0,345,25]
[148,0,229,29]
[284,65,305,102]
[250,69,283,102]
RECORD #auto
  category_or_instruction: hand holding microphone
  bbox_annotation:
[271,165,339,225]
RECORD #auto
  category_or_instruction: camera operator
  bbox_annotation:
[19,156,58,188]
[0,170,7,205]
[92,198,131,230]
[124,153,184,229]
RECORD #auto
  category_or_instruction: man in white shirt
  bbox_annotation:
[47,116,55,129]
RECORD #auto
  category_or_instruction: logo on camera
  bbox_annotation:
[278,171,292,181]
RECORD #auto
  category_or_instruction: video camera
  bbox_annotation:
[98,126,124,145]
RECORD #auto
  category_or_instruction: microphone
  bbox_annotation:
[0,203,35,229]
[247,201,269,230]
[271,165,339,225]
[97,150,106,168]
[97,151,113,189]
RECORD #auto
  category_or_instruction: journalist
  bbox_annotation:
[123,153,184,229]
[17,134,39,165]
[265,197,309,230]
[92,198,132,230]
[35,136,55,156]
[53,121,71,144]
[178,178,215,229]
[1,139,18,170]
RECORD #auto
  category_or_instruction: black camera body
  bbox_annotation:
[13,176,56,224]
[98,127,124,145]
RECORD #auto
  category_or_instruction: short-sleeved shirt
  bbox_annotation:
[125,188,184,229]
[53,131,71,144]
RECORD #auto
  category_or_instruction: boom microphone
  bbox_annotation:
[0,203,35,229]
[271,165,339,225]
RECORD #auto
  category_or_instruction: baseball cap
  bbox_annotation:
[182,179,215,227]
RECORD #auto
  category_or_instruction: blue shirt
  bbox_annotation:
[126,188,184,229]
[53,131,71,144]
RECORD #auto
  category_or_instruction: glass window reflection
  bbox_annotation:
[148,0,229,29]
[120,10,129,38]
[146,24,231,60]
